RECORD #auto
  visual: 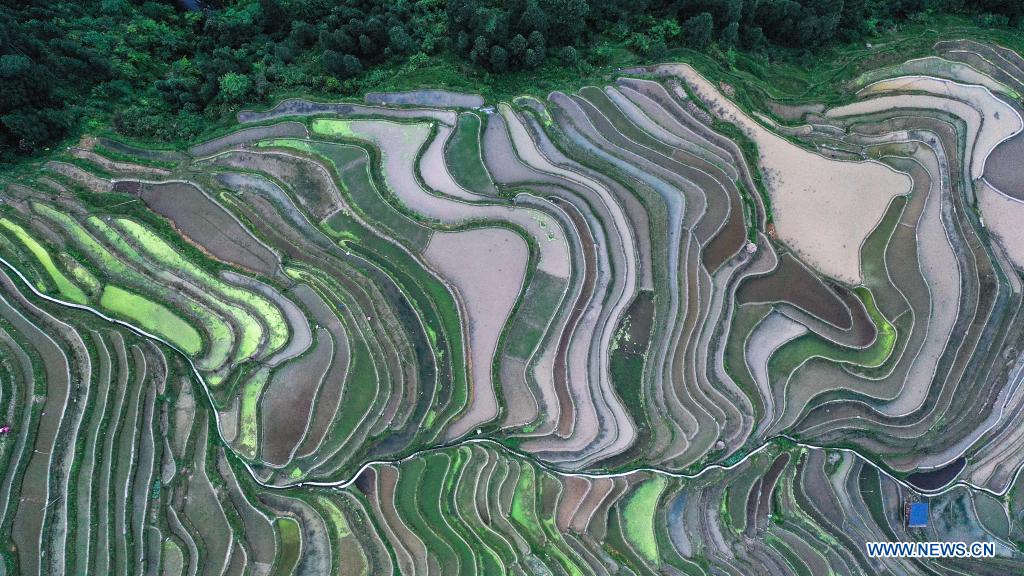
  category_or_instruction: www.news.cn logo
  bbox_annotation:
[866,541,996,558]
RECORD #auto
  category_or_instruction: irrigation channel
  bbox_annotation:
[3,252,1022,502]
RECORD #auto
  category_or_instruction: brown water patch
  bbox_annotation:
[137,181,280,275]
[738,253,852,330]
[188,122,307,156]
[260,327,333,465]
[549,197,598,437]
[984,131,1024,201]
[701,186,746,273]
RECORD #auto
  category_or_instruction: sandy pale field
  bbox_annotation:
[426,228,529,438]
[658,63,912,284]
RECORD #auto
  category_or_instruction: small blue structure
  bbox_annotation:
[908,502,929,527]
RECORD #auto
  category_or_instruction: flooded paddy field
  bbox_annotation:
[4,39,1024,575]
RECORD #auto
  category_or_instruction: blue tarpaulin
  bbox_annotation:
[909,502,929,527]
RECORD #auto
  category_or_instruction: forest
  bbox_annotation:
[1,0,1022,163]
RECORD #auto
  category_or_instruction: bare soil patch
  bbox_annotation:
[854,76,1021,179]
[979,180,1024,269]
[656,63,911,283]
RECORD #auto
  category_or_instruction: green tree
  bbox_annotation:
[358,34,375,55]
[289,21,317,48]
[218,72,252,103]
[519,0,549,36]
[558,45,580,66]
[720,21,739,45]
[323,50,362,78]
[524,47,543,68]
[742,25,766,50]
[490,45,509,71]
[470,35,489,64]
[388,26,414,55]
[508,33,528,60]
[541,0,589,45]
[528,30,546,58]
[681,12,714,49]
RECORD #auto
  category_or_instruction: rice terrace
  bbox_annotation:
[7,5,1024,574]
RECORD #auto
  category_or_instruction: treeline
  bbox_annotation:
[448,0,1024,68]
[1,0,1022,162]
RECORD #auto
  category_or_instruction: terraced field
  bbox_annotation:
[3,43,1024,574]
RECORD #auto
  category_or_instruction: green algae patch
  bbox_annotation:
[854,286,897,366]
[272,517,301,576]
[116,218,289,352]
[511,464,544,543]
[239,368,269,459]
[315,495,365,572]
[258,138,317,152]
[315,496,351,537]
[66,258,101,295]
[113,219,269,360]
[43,210,233,370]
[311,118,356,138]
[161,539,184,576]
[100,285,202,355]
[422,409,437,429]
[1,218,87,304]
[623,476,667,563]
[33,204,127,273]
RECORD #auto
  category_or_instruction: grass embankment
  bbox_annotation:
[263,136,470,448]
[444,113,496,194]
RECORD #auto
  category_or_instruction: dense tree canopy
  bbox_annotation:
[1,0,1022,163]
